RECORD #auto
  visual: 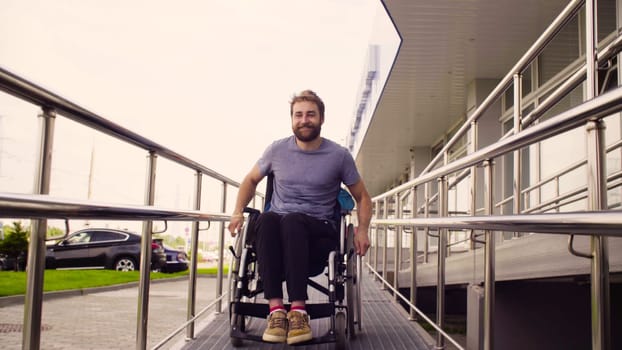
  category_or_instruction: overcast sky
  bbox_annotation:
[0,0,384,235]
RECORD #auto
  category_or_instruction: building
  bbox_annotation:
[350,1,621,349]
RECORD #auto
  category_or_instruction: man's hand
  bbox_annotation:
[353,227,371,256]
[228,214,244,237]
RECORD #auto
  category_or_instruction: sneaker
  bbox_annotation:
[287,311,312,345]
[262,310,288,343]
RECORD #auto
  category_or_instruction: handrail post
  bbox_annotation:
[483,159,495,350]
[186,171,202,340]
[469,121,478,250]
[424,183,430,263]
[216,181,227,313]
[585,1,611,348]
[136,151,157,350]
[22,107,55,350]
[418,0,584,177]
[409,186,418,320]
[436,176,448,350]
[586,122,611,350]
[382,197,388,289]
[513,73,523,238]
[393,193,401,301]
[373,200,380,278]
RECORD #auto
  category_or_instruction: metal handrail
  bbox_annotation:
[505,49,585,127]
[376,34,622,204]
[408,23,622,225]
[0,66,253,191]
[366,265,465,350]
[0,64,264,349]
[418,3,622,180]
[372,86,622,202]
[367,2,620,350]
[523,172,622,214]
[0,192,231,222]
[496,139,622,211]
[519,33,621,128]
[419,0,585,175]
[373,210,622,236]
[523,138,620,197]
[151,292,229,350]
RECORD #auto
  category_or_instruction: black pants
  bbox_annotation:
[254,211,338,302]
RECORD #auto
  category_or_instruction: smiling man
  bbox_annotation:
[228,90,371,345]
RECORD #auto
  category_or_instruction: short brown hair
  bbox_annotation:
[290,90,325,119]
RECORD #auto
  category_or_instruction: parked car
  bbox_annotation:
[153,239,188,273]
[45,228,166,271]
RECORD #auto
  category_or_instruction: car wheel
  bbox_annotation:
[114,257,137,271]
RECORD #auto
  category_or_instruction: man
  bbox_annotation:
[228,90,371,345]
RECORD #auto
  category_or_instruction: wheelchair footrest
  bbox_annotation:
[305,303,336,319]
[232,301,269,319]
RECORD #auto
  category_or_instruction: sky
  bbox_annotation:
[0,0,383,238]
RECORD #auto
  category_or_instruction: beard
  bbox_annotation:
[293,123,321,142]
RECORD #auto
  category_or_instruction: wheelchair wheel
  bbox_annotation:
[229,234,245,347]
[345,224,357,339]
[335,311,347,350]
[356,254,362,331]
[227,232,244,304]
[230,311,245,347]
[228,231,258,346]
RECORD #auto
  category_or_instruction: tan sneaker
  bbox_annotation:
[287,311,312,345]
[262,310,288,343]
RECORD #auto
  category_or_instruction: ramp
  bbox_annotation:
[182,270,433,350]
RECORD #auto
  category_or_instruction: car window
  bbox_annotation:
[65,232,91,245]
[90,231,126,242]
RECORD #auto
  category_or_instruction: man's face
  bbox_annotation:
[291,101,323,142]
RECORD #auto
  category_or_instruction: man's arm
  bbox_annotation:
[228,164,264,236]
[346,179,372,256]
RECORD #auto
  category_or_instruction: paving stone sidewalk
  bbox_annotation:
[0,277,219,350]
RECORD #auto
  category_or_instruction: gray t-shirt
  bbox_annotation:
[257,136,360,220]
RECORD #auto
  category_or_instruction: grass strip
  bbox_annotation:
[0,267,227,297]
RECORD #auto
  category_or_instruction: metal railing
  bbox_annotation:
[0,66,264,350]
[368,0,621,349]
[0,193,233,350]
[368,210,622,350]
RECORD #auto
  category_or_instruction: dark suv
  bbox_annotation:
[45,228,166,271]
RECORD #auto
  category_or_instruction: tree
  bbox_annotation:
[0,222,30,271]
[159,234,186,249]
[47,226,65,239]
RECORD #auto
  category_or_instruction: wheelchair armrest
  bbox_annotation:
[243,207,261,215]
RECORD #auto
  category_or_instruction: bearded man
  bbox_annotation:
[228,90,371,345]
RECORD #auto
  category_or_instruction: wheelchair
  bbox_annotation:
[228,188,362,349]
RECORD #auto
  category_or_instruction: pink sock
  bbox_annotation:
[269,305,286,315]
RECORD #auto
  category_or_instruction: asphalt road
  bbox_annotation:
[0,277,220,350]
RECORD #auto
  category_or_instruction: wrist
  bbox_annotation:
[231,213,244,218]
